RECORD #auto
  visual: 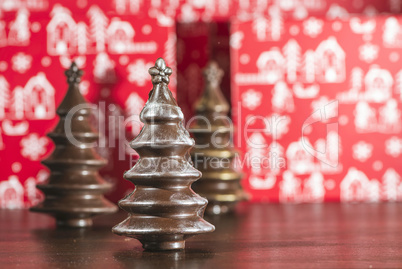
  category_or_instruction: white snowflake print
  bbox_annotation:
[352,141,373,162]
[242,89,262,110]
[303,17,323,38]
[20,133,48,161]
[127,59,153,86]
[359,43,379,63]
[385,136,402,157]
[11,52,32,73]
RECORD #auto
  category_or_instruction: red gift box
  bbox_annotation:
[0,2,175,208]
[231,15,402,202]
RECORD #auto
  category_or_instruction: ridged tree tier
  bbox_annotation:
[189,61,248,215]
[112,58,214,251]
[30,62,117,228]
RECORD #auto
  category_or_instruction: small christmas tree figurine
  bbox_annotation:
[112,58,215,251]
[30,62,117,228]
[189,61,248,215]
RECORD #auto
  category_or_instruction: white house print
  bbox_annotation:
[235,48,285,85]
[364,65,393,103]
[315,36,345,83]
[24,72,55,120]
[0,175,24,209]
[256,48,285,84]
[340,167,371,202]
[286,138,315,175]
[236,37,346,85]
[107,18,135,54]
[47,4,77,55]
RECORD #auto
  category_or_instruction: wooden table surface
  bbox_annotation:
[1,202,402,269]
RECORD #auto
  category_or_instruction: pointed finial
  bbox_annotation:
[148,58,172,85]
[65,62,83,84]
[203,61,224,88]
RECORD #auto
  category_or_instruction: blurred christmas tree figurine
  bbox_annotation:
[112,58,214,251]
[30,62,117,228]
[189,61,248,215]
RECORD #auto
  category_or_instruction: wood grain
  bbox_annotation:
[1,203,402,268]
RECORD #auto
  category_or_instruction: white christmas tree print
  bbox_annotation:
[350,67,364,90]
[125,92,145,136]
[247,132,268,175]
[378,99,401,133]
[352,141,373,162]
[302,50,315,83]
[359,43,379,63]
[382,168,401,202]
[77,22,90,54]
[283,39,301,83]
[266,114,290,140]
[395,69,402,101]
[8,8,30,46]
[127,59,153,86]
[93,52,116,83]
[272,81,294,113]
[303,17,323,38]
[252,16,270,41]
[9,86,24,120]
[385,136,402,157]
[88,5,109,52]
[20,133,48,161]
[279,170,302,203]
[269,5,283,41]
[0,76,10,120]
[0,21,6,47]
[241,89,262,110]
[354,101,377,133]
[11,52,32,73]
[230,31,244,49]
[303,171,325,203]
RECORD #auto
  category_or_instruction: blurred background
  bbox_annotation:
[0,0,402,208]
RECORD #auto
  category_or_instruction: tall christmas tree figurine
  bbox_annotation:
[112,58,214,251]
[30,62,117,228]
[189,61,247,215]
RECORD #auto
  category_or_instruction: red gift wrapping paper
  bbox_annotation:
[0,1,175,208]
[231,16,402,202]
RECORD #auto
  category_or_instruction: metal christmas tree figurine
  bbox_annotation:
[112,58,215,251]
[30,62,117,228]
[189,61,248,215]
